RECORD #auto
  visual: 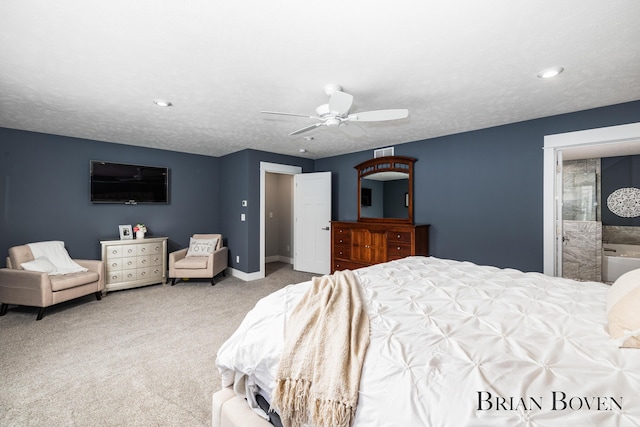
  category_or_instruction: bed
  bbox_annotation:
[214,256,640,427]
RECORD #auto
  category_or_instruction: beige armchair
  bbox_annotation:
[169,234,229,286]
[0,244,104,320]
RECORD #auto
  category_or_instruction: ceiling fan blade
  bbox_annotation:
[339,123,366,138]
[289,123,323,136]
[349,109,409,122]
[328,90,353,116]
[261,111,316,119]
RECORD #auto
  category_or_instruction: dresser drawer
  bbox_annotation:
[121,256,137,270]
[106,270,123,284]
[333,234,351,246]
[387,231,412,243]
[106,257,137,272]
[138,242,163,255]
[105,258,121,272]
[121,268,138,282]
[137,267,163,281]
[387,243,412,259]
[105,245,124,259]
[333,226,350,236]
[136,255,156,268]
[334,245,351,259]
[122,245,138,257]
[333,260,365,272]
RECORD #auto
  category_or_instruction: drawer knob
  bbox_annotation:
[397,234,401,239]
[111,263,117,267]
[397,246,401,251]
[112,250,118,254]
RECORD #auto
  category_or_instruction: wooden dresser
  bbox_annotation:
[331,221,429,272]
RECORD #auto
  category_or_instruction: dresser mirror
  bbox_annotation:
[356,156,415,224]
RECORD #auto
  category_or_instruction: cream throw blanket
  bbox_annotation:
[271,270,370,427]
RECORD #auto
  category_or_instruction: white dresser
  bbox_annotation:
[100,237,168,293]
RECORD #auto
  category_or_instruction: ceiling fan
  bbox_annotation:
[261,84,409,137]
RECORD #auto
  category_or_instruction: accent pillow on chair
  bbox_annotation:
[186,237,218,257]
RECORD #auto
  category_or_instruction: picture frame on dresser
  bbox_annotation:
[118,224,133,240]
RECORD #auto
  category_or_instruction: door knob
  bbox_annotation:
[321,226,330,230]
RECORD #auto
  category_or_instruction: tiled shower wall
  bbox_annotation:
[563,159,600,221]
[562,220,602,282]
[562,159,601,281]
[603,225,640,244]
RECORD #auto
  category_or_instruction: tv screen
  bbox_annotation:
[90,161,169,204]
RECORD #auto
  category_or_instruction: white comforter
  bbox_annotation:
[216,257,640,426]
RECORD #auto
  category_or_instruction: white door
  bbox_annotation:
[293,172,331,275]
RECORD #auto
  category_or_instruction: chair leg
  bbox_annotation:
[211,278,215,286]
[0,303,8,316]
[95,292,102,301]
[171,278,176,286]
[36,307,45,321]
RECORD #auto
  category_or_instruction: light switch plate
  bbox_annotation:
[241,213,246,221]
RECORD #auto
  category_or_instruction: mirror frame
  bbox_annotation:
[356,156,416,224]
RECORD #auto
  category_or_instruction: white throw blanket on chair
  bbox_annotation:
[271,269,370,427]
[27,241,88,275]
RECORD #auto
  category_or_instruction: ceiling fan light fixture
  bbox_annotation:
[153,99,172,107]
[537,66,564,79]
[325,118,341,127]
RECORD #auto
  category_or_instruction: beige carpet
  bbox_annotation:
[0,262,315,427]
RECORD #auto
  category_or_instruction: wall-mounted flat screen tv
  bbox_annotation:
[90,161,169,204]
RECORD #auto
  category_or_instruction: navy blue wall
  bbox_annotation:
[0,128,220,262]
[316,100,640,273]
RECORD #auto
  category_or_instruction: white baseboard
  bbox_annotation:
[265,255,293,264]
[227,256,293,282]
[226,267,263,282]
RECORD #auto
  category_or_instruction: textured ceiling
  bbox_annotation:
[1,1,639,159]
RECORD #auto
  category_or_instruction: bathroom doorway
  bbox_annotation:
[543,122,640,278]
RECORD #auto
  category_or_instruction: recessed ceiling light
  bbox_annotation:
[537,67,564,79]
[303,136,314,141]
[298,148,307,153]
[153,99,172,107]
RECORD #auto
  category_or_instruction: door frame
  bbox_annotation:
[260,162,302,279]
[543,122,640,276]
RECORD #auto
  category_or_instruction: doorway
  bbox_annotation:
[265,172,294,274]
[260,162,301,279]
[543,122,640,277]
